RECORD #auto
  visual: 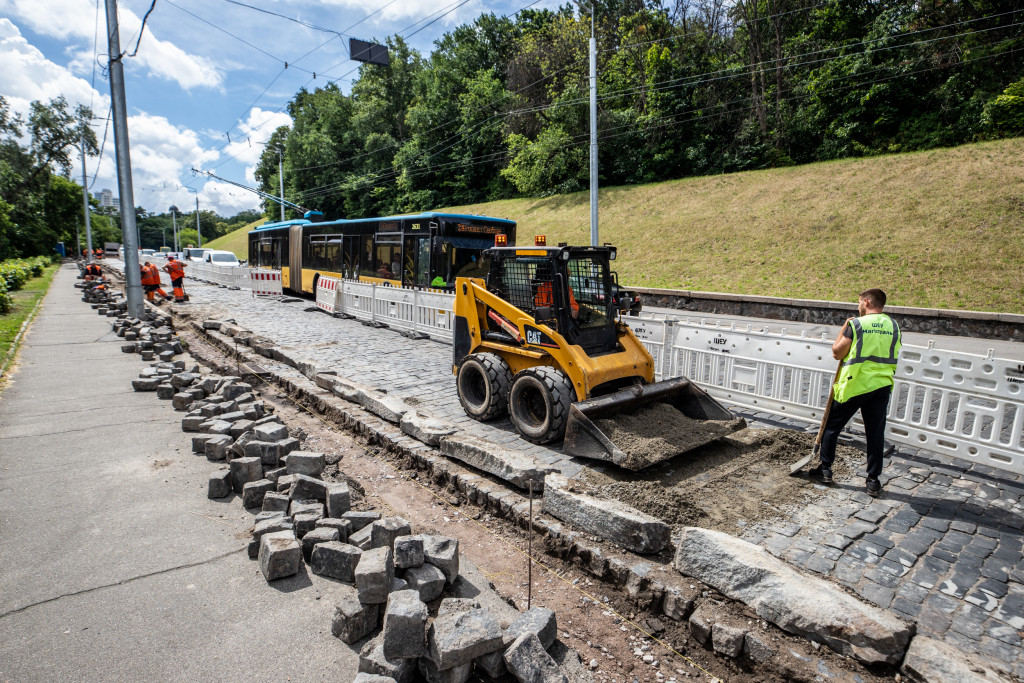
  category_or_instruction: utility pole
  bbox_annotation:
[105,0,143,317]
[195,193,202,246]
[588,4,599,247]
[170,205,178,252]
[278,148,285,222]
[80,134,94,262]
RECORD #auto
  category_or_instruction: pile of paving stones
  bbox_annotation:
[75,268,124,313]
[117,317,183,362]
[128,361,582,683]
[354,596,569,683]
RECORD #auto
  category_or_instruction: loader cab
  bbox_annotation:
[485,245,619,355]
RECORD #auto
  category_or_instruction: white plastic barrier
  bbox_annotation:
[250,269,283,296]
[339,279,376,322]
[643,317,1024,476]
[233,267,251,290]
[373,285,418,334]
[320,279,456,342]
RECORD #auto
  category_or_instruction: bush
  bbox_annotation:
[0,277,10,314]
[0,256,49,292]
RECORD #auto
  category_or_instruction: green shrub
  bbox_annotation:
[0,257,49,291]
[0,277,10,314]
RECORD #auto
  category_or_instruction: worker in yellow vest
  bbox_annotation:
[809,288,902,497]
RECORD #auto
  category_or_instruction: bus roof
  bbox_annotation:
[250,211,516,233]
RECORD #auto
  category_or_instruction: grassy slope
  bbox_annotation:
[0,264,60,380]
[445,138,1024,313]
[202,218,265,257]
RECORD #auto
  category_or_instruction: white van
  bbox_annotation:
[202,250,240,268]
[183,247,210,262]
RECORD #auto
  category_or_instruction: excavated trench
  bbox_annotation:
[577,428,863,534]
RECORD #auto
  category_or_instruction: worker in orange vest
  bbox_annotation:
[534,280,579,318]
[162,256,188,303]
[140,261,168,302]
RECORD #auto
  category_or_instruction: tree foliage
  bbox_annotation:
[254,0,1024,219]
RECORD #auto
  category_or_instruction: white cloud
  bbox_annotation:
[224,107,292,165]
[199,179,261,215]
[0,0,222,90]
[123,112,219,209]
[0,18,107,119]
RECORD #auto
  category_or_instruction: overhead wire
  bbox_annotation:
[125,0,159,58]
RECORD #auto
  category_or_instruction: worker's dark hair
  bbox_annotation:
[860,288,887,309]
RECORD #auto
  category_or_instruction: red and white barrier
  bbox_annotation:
[250,269,283,296]
[315,276,340,313]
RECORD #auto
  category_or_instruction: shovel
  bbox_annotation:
[789,359,844,475]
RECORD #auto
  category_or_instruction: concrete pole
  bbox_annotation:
[80,135,94,262]
[278,149,285,222]
[588,8,599,247]
[195,194,201,247]
[104,0,144,317]
[171,210,177,252]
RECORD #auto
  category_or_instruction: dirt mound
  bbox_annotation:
[594,402,740,470]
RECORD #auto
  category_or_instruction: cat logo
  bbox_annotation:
[527,329,542,345]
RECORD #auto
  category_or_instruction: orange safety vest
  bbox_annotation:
[164,261,185,280]
[534,282,578,312]
[88,264,103,277]
[140,265,158,285]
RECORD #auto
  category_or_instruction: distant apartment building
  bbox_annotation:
[99,189,114,208]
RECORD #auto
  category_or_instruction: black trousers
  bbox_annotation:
[818,385,892,481]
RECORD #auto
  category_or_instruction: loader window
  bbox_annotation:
[566,256,613,330]
[489,256,553,316]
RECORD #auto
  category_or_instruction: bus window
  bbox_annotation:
[376,243,401,280]
[375,232,402,281]
[326,236,341,272]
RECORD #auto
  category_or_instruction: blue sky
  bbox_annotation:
[0,0,559,216]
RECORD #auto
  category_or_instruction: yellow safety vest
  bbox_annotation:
[833,313,902,403]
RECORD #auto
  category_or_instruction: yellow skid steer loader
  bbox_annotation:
[452,238,744,471]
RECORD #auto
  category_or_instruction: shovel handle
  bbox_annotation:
[814,361,845,448]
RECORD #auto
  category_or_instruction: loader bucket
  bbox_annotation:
[563,377,746,471]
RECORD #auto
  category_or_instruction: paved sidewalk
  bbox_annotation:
[0,264,356,681]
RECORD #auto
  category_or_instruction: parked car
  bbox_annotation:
[202,250,241,268]
[182,247,210,262]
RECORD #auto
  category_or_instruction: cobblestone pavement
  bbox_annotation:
[179,279,1024,674]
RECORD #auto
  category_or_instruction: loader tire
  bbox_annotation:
[457,353,513,421]
[508,366,574,444]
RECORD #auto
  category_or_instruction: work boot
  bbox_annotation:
[807,466,832,484]
[866,478,882,497]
